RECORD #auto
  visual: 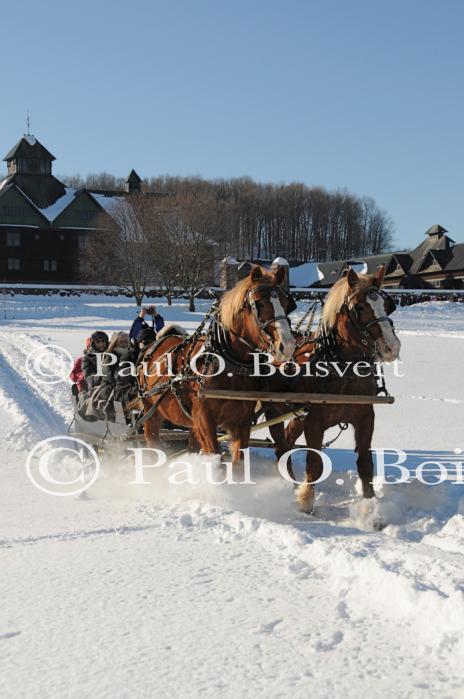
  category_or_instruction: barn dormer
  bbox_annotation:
[3,135,55,176]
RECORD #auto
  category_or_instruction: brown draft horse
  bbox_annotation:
[139,266,295,465]
[265,265,401,513]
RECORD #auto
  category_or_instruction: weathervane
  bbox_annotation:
[26,110,31,136]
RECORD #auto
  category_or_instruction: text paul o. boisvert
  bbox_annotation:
[92,352,406,379]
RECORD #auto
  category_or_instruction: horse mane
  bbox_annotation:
[321,273,377,330]
[220,268,277,331]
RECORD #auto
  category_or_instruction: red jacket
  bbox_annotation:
[70,357,87,393]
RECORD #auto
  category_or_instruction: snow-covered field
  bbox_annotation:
[1,294,463,698]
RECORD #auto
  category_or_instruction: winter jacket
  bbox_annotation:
[112,347,138,404]
[70,357,87,393]
[129,314,165,347]
[81,343,109,391]
[93,347,138,411]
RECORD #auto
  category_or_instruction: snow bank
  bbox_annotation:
[1,293,464,697]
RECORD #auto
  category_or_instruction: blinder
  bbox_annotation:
[286,293,297,315]
[367,287,396,314]
[248,284,293,314]
[383,291,396,316]
[348,286,396,319]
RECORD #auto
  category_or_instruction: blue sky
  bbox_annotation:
[2,0,463,250]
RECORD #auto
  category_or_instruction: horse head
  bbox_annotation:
[220,265,296,362]
[322,265,401,362]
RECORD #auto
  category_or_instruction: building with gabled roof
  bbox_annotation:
[0,135,157,283]
[314,225,464,289]
[2,135,66,209]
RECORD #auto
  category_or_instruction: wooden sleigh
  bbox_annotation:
[69,385,394,455]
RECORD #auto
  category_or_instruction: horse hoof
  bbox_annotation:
[296,486,314,515]
[297,503,314,515]
[373,518,387,531]
[363,485,376,499]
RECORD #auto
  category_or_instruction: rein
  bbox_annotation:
[205,319,257,376]
[281,288,394,450]
[309,284,396,391]
[202,283,292,374]
[134,283,292,430]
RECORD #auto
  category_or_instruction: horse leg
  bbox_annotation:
[143,403,164,449]
[285,416,305,448]
[353,407,376,498]
[269,420,295,480]
[228,421,251,469]
[263,403,287,458]
[297,418,325,513]
[191,401,219,456]
[188,430,201,453]
[278,415,306,482]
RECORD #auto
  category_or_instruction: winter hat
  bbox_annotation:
[91,331,109,344]
[137,328,157,345]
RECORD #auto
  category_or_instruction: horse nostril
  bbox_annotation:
[279,342,285,354]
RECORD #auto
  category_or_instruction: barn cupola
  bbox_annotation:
[424,224,455,249]
[125,169,142,194]
[3,135,56,176]
[425,224,448,239]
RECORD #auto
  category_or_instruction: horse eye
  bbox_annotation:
[356,304,365,312]
[255,301,264,310]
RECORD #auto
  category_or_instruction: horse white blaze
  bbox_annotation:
[366,293,401,362]
[270,295,295,361]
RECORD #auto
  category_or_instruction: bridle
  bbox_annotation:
[134,285,295,425]
[344,286,397,349]
[221,283,293,357]
[247,284,290,332]
[308,285,397,395]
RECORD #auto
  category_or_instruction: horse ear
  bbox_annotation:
[375,265,385,287]
[343,267,358,288]
[274,266,286,285]
[250,265,263,282]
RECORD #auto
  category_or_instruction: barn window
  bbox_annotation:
[43,259,57,272]
[6,231,21,246]
[7,258,21,271]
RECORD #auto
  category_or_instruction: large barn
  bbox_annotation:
[314,225,464,289]
[0,134,147,283]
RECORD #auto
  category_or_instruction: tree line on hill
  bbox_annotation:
[62,172,394,262]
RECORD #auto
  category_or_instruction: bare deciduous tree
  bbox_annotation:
[145,176,394,261]
[60,172,126,190]
[153,192,219,311]
[80,196,158,306]
[75,172,394,293]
